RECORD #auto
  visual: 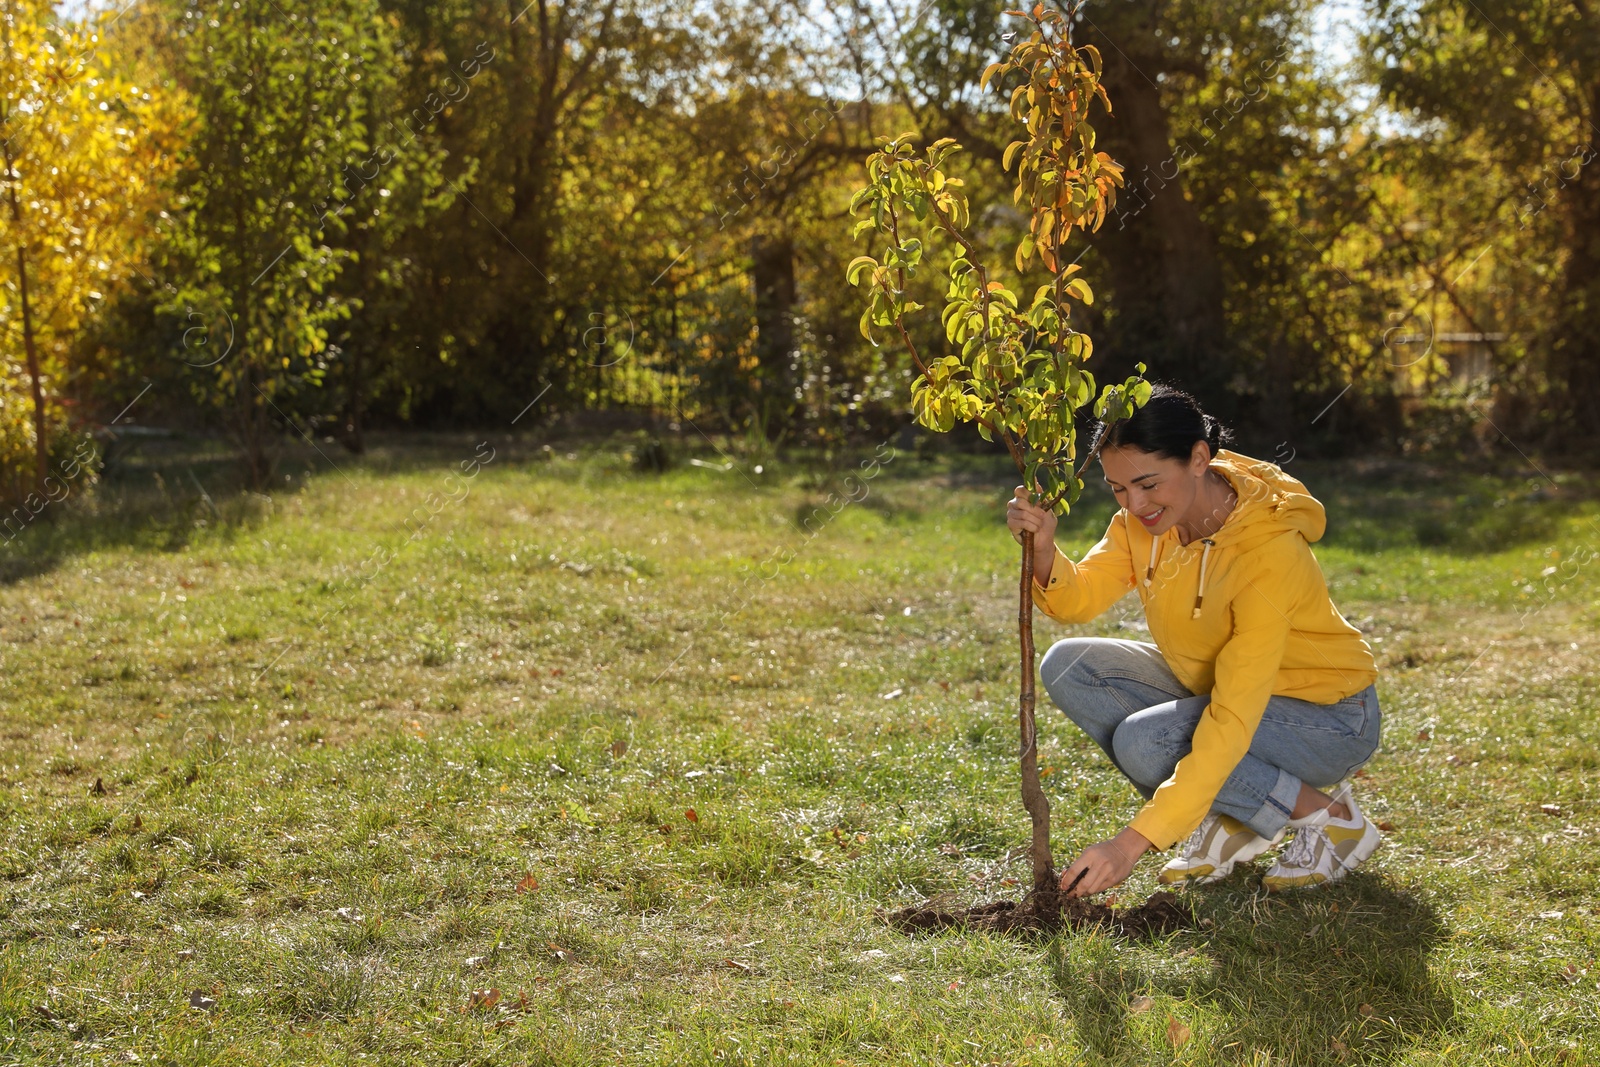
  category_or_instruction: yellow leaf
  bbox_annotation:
[1166,1016,1192,1048]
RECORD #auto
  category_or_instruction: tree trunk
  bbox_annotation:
[1550,118,1600,457]
[750,232,797,437]
[235,300,273,490]
[1082,29,1232,404]
[14,243,48,494]
[4,151,49,495]
[345,342,366,455]
[1018,529,1055,895]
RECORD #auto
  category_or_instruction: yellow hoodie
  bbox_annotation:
[1031,449,1377,850]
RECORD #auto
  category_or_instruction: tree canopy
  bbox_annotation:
[2,0,1596,499]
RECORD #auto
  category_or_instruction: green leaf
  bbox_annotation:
[846,255,877,285]
[1015,232,1036,272]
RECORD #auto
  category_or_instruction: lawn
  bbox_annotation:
[2,429,1597,1066]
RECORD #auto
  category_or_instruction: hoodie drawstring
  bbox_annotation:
[1191,538,1215,619]
[1145,536,1159,590]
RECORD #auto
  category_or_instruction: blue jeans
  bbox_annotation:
[1038,637,1382,841]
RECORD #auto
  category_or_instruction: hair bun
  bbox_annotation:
[1202,413,1231,452]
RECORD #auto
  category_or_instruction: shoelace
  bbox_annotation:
[1278,823,1323,869]
[1181,816,1216,855]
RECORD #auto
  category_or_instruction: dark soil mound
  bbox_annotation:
[882,889,1191,939]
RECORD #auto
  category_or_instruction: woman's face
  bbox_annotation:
[1098,444,1210,537]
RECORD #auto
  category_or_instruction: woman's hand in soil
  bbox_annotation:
[1059,827,1154,898]
[1006,485,1058,583]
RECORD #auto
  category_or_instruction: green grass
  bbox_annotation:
[2,430,1598,1066]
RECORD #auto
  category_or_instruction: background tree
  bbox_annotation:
[150,0,438,485]
[1369,0,1599,453]
[0,0,181,502]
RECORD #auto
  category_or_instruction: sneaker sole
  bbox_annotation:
[1158,862,1230,886]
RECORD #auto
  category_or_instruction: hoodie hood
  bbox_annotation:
[1207,450,1327,549]
[1138,450,1328,619]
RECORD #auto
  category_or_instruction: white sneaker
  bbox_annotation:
[1262,783,1382,891]
[1158,813,1285,886]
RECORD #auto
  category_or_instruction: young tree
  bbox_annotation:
[847,4,1147,899]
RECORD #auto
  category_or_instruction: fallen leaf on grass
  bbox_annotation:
[1166,1016,1191,1049]
[1377,821,1396,833]
[1358,1003,1374,1016]
[1331,1038,1349,1059]
[1541,804,1562,816]
[465,956,489,969]
[189,991,216,1012]
[1416,729,1430,741]
[938,681,950,691]
[1129,995,1154,1015]
[725,959,751,974]
[468,988,501,1010]
[610,739,628,758]
[91,777,106,796]
[516,873,539,893]
[685,808,699,824]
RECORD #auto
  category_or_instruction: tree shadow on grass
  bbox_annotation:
[1047,873,1456,1066]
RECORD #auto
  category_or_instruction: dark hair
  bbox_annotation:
[1089,383,1233,462]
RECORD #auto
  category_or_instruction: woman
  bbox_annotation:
[1005,385,1382,898]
